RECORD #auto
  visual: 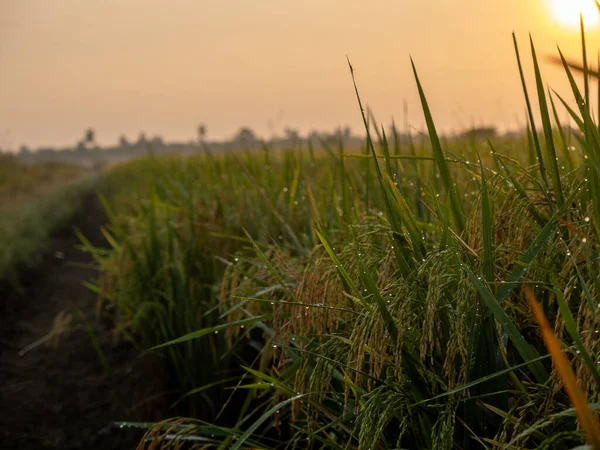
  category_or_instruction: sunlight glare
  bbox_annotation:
[549,0,600,29]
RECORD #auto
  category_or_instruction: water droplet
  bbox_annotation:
[584,217,591,222]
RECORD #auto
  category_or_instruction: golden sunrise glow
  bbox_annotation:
[4,1,600,148]
[549,0,600,29]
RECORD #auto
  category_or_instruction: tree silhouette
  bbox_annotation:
[136,132,147,147]
[84,128,95,146]
[198,124,206,143]
[284,127,300,143]
[76,128,96,151]
[233,127,257,148]
[119,135,130,148]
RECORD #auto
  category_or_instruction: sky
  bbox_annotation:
[1,0,600,149]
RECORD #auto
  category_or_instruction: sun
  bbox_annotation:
[549,0,600,28]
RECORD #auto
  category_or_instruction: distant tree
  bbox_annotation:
[118,135,130,148]
[150,135,164,148]
[284,127,300,143]
[308,130,321,143]
[461,126,497,141]
[233,127,257,148]
[136,132,148,147]
[75,128,96,151]
[342,126,352,140]
[18,145,31,155]
[198,124,206,143]
[84,128,95,146]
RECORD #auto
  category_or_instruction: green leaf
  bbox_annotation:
[151,315,272,349]
[530,35,564,205]
[478,152,494,283]
[411,57,465,232]
[346,57,414,276]
[513,33,549,189]
[315,227,365,306]
[230,393,307,450]
[467,270,549,383]
[552,277,600,386]
[353,231,399,342]
[413,353,551,406]
[494,184,581,305]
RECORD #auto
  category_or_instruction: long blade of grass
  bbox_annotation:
[413,353,551,406]
[151,315,272,349]
[526,287,600,448]
[467,270,548,383]
[229,393,308,450]
[411,57,465,231]
[551,277,600,386]
[530,35,564,206]
[581,14,590,114]
[549,90,575,170]
[513,33,549,188]
[478,152,494,283]
[347,57,414,276]
[314,227,365,305]
[353,231,399,342]
[557,48,600,165]
[243,229,289,290]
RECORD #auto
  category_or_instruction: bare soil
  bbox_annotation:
[0,194,163,450]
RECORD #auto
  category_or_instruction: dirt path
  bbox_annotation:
[0,194,157,449]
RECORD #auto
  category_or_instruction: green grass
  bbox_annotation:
[0,155,84,209]
[0,157,95,284]
[91,29,600,449]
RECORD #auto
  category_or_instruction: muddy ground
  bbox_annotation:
[0,194,163,450]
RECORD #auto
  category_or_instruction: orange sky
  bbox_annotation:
[1,1,599,149]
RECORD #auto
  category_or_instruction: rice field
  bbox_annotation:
[0,156,95,284]
[81,31,600,449]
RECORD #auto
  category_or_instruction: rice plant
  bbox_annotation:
[93,25,600,449]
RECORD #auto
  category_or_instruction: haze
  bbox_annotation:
[1,0,599,149]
